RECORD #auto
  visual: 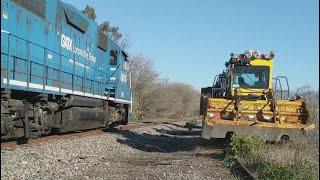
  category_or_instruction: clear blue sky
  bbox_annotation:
[63,0,319,91]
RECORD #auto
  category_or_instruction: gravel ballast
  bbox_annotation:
[1,121,231,180]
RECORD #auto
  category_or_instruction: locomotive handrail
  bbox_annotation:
[104,64,121,98]
[105,64,121,84]
[211,75,227,97]
[277,76,290,99]
[2,31,108,95]
[273,76,290,100]
[2,31,98,70]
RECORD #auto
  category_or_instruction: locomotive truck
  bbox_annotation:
[200,50,315,142]
[1,0,132,141]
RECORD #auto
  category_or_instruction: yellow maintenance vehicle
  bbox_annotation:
[200,50,315,142]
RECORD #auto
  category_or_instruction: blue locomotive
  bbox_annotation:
[1,0,132,141]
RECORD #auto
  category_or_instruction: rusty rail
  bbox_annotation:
[1,119,186,150]
[233,157,258,180]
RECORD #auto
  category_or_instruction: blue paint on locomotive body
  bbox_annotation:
[1,0,131,104]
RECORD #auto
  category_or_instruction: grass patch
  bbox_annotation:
[222,134,319,180]
[223,155,237,169]
[257,163,294,180]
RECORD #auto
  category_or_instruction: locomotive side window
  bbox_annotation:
[63,4,89,33]
[123,60,129,71]
[12,0,46,19]
[97,31,108,51]
[56,1,65,25]
[110,50,117,66]
[122,51,129,71]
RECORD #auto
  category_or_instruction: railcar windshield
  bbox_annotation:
[233,66,269,89]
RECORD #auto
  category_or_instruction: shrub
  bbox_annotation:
[293,161,317,180]
[258,163,294,180]
[223,155,237,169]
[228,134,265,156]
[225,134,318,180]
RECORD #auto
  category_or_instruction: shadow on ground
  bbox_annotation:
[103,122,225,154]
[162,122,202,129]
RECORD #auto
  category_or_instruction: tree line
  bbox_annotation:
[82,5,200,121]
[130,54,200,120]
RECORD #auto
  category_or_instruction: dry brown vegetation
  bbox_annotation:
[304,89,319,144]
[226,89,319,179]
[227,135,319,179]
[129,53,200,121]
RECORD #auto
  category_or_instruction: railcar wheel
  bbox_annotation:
[225,132,234,144]
[279,135,290,144]
[225,132,234,155]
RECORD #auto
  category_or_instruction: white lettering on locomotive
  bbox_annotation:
[61,34,96,63]
[61,34,73,51]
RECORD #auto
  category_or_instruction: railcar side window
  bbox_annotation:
[110,50,117,66]
[12,0,46,18]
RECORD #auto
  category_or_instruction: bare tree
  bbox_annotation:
[156,82,200,119]
[82,5,96,20]
[81,6,127,47]
[129,53,159,120]
[129,53,200,121]
[99,21,130,50]
[119,33,131,51]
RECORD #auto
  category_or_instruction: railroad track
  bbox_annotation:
[0,119,186,150]
[232,157,257,180]
[117,119,180,130]
[196,146,257,180]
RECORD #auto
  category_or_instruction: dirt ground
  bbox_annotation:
[1,121,232,180]
[80,122,231,180]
